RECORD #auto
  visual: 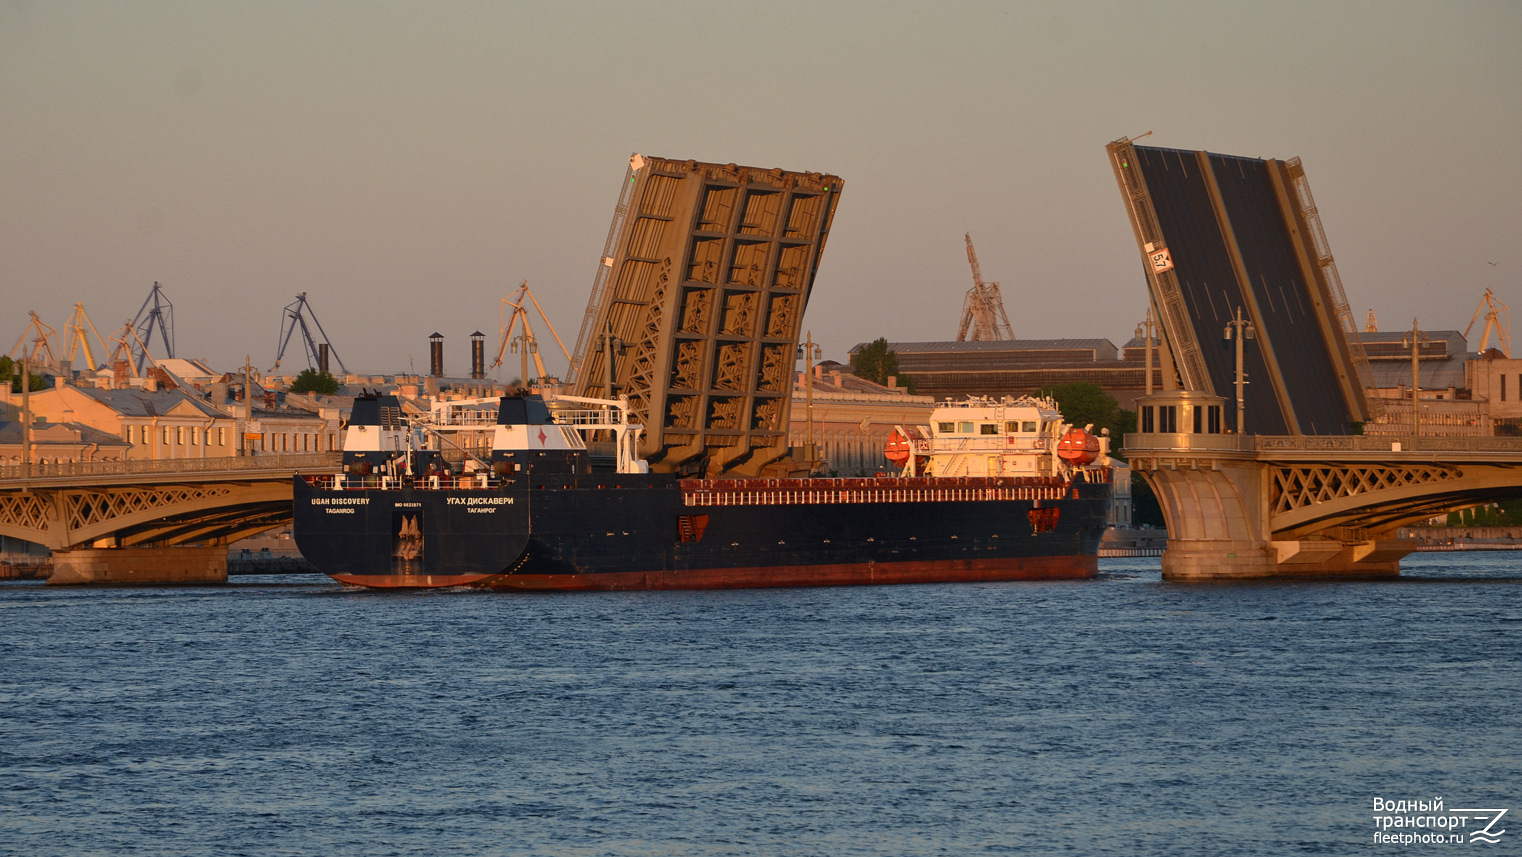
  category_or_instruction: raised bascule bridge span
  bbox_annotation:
[1107,136,1522,579]
[0,454,339,584]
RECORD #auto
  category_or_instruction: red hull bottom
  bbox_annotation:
[486,555,1098,591]
[331,572,498,588]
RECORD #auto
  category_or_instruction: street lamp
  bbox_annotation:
[1402,318,1431,440]
[1223,306,1255,440]
[797,331,821,466]
[1135,306,1157,397]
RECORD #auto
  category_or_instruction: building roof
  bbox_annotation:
[0,420,130,447]
[1355,330,1471,391]
[804,361,932,401]
[70,386,227,419]
[852,339,1119,358]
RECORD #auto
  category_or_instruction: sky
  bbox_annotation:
[3,0,1519,379]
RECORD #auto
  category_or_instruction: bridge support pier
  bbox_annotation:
[48,546,228,586]
[1130,392,1439,582]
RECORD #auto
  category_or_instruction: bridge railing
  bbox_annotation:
[1254,435,1522,452]
[1128,433,1522,454]
[0,452,341,482]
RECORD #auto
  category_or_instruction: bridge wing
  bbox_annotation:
[567,155,843,477]
[1107,139,1375,435]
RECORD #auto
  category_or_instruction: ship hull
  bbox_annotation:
[486,555,1095,591]
[294,474,1109,590]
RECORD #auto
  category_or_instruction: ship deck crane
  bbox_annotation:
[272,293,348,375]
[1464,288,1510,358]
[957,233,1015,342]
[493,280,572,388]
[131,282,175,373]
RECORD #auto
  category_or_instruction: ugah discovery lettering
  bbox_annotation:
[446,497,515,506]
[310,497,371,506]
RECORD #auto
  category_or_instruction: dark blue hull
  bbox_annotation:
[293,474,1110,589]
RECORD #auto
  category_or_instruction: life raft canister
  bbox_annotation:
[1056,427,1101,466]
[884,431,912,466]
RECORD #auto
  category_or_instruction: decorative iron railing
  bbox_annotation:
[0,452,341,483]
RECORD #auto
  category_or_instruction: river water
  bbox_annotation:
[1,554,1517,856]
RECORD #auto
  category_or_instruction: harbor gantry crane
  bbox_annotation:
[493,280,572,389]
[272,293,348,375]
[131,282,175,373]
[63,303,110,372]
[956,233,1015,342]
[9,312,60,370]
[106,319,157,379]
[1464,288,1511,358]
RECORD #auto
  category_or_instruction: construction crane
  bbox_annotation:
[493,280,572,388]
[8,312,60,368]
[956,233,1015,342]
[1464,288,1511,357]
[63,303,110,371]
[272,293,348,375]
[131,282,175,373]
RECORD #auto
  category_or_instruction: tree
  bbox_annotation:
[1036,382,1129,442]
[1036,381,1164,526]
[850,338,915,392]
[290,368,340,395]
[0,356,47,393]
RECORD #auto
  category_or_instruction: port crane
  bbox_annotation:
[272,293,348,375]
[956,233,1015,342]
[8,311,60,369]
[130,282,175,373]
[105,319,158,379]
[493,280,572,388]
[1464,288,1510,358]
[63,303,111,372]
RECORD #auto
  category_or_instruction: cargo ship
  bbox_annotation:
[293,392,1114,590]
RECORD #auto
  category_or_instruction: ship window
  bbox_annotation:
[937,422,955,434]
[958,421,973,434]
[1005,421,1019,433]
[1022,421,1037,433]
[980,423,998,435]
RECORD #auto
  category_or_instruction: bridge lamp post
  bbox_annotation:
[1403,319,1430,440]
[1135,306,1157,396]
[1223,307,1255,442]
[797,332,822,466]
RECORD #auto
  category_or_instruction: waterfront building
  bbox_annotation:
[786,361,936,476]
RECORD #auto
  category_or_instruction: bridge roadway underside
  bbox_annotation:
[1128,434,1522,580]
[0,454,336,585]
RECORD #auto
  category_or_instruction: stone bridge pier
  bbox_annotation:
[1129,392,1522,581]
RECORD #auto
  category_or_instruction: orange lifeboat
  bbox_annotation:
[1056,427,1101,466]
[884,430,913,466]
